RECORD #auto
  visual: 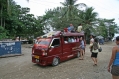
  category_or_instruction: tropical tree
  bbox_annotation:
[96,20,108,37]
[0,26,7,40]
[97,18,118,38]
[60,0,86,22]
[78,7,98,30]
[0,0,45,40]
[76,7,98,43]
[0,0,7,27]
[0,0,118,42]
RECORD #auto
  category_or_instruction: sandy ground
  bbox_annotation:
[0,42,116,79]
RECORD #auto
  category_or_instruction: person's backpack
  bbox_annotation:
[93,42,98,50]
[93,42,102,52]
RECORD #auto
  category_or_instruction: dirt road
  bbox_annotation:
[0,42,115,79]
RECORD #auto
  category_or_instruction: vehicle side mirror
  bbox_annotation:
[50,46,54,48]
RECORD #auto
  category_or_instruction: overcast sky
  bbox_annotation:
[14,0,119,25]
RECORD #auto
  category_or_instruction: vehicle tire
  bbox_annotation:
[77,51,80,58]
[52,57,59,66]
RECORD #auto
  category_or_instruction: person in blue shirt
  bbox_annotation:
[79,36,85,60]
[67,24,74,32]
[108,36,119,79]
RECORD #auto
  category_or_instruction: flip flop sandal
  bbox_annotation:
[93,64,97,66]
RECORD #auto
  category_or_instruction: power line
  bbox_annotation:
[85,0,119,15]
[30,1,57,8]
[93,0,116,10]
[30,0,119,15]
[30,0,61,5]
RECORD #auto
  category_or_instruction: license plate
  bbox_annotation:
[36,59,39,62]
[34,55,39,59]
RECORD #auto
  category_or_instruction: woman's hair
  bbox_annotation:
[79,23,82,26]
[90,35,94,38]
[116,36,119,41]
[94,38,98,43]
[79,36,84,40]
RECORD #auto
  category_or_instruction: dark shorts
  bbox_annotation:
[91,52,98,58]
[111,65,119,76]
[81,46,85,50]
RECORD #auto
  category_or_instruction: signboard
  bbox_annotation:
[0,41,21,56]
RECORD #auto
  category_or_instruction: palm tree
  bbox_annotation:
[78,7,98,30]
[60,0,86,8]
[77,7,98,43]
[60,0,86,21]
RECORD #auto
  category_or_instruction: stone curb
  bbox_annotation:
[0,54,24,58]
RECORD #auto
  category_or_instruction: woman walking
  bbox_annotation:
[89,38,100,66]
[108,36,119,79]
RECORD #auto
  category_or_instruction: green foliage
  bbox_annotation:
[0,26,7,40]
[43,0,118,39]
[0,0,118,40]
[97,19,118,38]
[0,0,44,39]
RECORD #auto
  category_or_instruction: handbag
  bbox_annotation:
[98,47,102,52]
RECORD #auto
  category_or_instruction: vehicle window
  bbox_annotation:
[64,36,77,44]
[64,37,68,44]
[51,39,60,47]
[38,41,49,45]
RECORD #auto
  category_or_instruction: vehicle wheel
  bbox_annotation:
[77,51,80,58]
[52,57,59,66]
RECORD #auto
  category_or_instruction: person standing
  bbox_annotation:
[79,37,85,60]
[90,35,94,44]
[108,36,119,79]
[77,23,82,32]
[90,35,94,52]
[89,38,100,66]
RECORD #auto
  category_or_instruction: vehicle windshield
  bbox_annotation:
[36,39,50,46]
[38,41,49,45]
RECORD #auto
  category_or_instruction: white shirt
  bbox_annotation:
[77,26,82,32]
[64,41,68,43]
[71,39,75,42]
[90,38,94,44]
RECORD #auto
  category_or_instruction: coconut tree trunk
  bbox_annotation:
[7,0,10,15]
[3,18,5,28]
[1,6,3,27]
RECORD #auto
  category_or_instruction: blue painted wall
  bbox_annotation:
[0,41,21,56]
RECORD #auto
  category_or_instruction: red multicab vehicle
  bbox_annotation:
[32,31,84,66]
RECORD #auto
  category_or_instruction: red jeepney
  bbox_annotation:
[32,31,84,66]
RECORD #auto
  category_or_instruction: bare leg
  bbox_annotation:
[95,58,98,65]
[112,75,119,79]
[82,50,85,59]
[79,50,83,60]
[91,57,96,65]
[84,48,85,54]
